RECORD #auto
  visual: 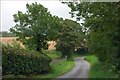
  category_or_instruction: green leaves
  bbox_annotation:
[2,44,51,75]
[56,19,84,58]
[66,2,120,77]
[10,3,62,52]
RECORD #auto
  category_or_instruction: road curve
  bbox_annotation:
[57,57,90,78]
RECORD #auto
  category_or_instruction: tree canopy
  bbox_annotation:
[65,2,120,76]
[56,19,84,58]
[10,2,62,52]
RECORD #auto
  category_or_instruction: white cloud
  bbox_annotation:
[1,1,75,31]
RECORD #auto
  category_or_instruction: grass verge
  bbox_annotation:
[85,55,117,78]
[43,50,61,60]
[33,59,75,79]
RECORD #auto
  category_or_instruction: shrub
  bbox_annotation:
[75,47,88,54]
[2,44,52,76]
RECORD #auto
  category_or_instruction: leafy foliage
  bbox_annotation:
[66,2,120,77]
[56,19,84,58]
[2,43,51,75]
[10,2,62,52]
[75,47,88,54]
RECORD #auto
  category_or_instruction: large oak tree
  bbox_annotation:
[10,2,62,52]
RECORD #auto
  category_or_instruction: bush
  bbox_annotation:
[75,47,88,54]
[2,44,52,76]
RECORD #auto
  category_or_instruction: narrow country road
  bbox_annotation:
[57,57,90,78]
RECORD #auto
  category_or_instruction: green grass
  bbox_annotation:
[85,55,117,78]
[33,59,75,79]
[46,53,60,60]
[84,55,99,64]
[72,53,80,58]
[43,50,61,60]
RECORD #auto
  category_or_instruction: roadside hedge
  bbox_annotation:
[2,44,52,76]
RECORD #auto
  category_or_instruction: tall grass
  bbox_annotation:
[85,55,117,78]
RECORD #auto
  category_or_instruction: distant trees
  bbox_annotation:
[0,31,14,37]
[66,2,120,77]
[56,19,84,58]
[10,2,62,52]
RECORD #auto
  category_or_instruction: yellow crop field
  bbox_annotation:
[0,37,56,50]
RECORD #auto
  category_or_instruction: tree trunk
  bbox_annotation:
[36,35,42,52]
[36,45,41,52]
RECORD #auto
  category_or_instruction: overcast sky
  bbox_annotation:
[1,0,78,31]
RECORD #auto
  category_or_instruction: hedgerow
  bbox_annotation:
[2,43,52,76]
